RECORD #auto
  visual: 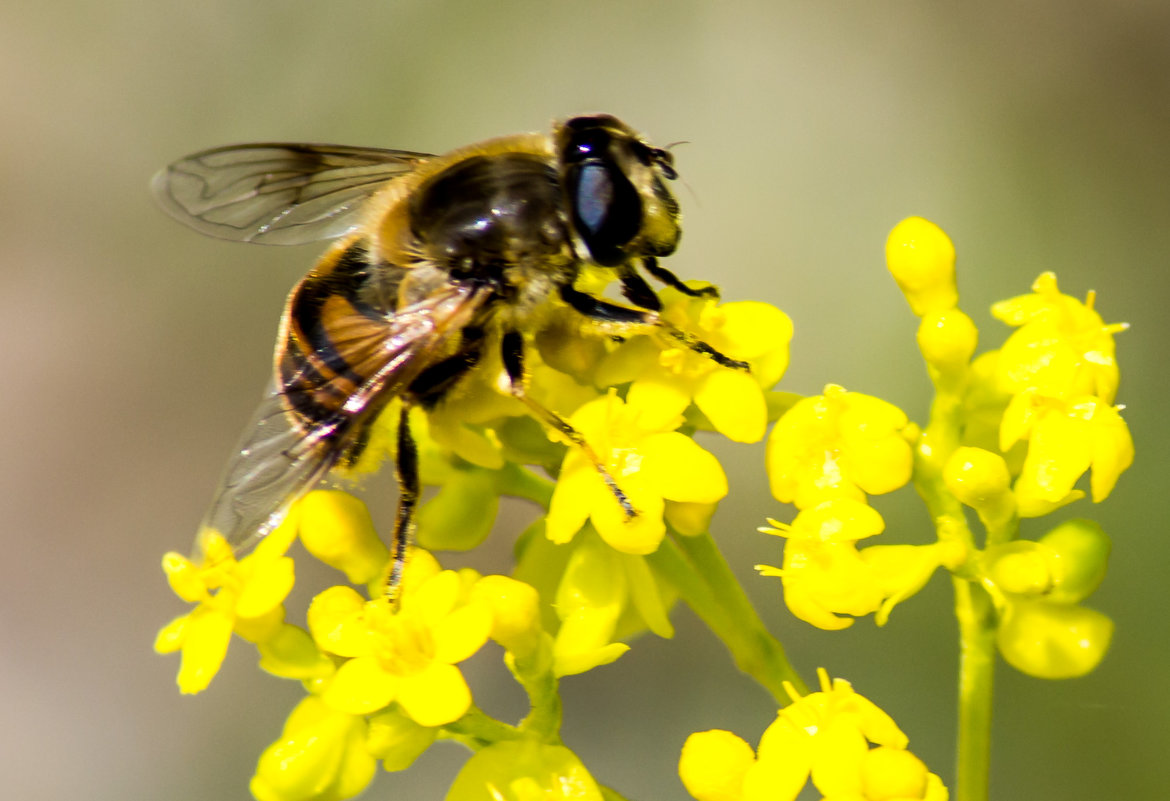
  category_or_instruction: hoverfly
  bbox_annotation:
[154,114,746,596]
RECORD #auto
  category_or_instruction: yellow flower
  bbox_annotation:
[251,696,376,801]
[546,392,728,554]
[1001,391,1133,516]
[679,670,948,801]
[154,522,296,694]
[758,500,887,630]
[766,386,914,510]
[308,555,492,727]
[758,500,943,630]
[885,217,958,316]
[992,272,1127,403]
[601,288,793,443]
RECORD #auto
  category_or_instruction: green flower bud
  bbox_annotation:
[1039,519,1111,603]
[366,707,437,771]
[445,740,603,801]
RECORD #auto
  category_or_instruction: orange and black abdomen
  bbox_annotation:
[277,240,398,440]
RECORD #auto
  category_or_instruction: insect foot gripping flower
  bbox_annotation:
[545,391,729,554]
[598,286,793,444]
[766,386,915,510]
[154,521,297,694]
[307,551,492,727]
[757,499,944,630]
[679,669,948,801]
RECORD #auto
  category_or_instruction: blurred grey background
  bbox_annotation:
[4,1,1168,799]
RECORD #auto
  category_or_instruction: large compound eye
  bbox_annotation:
[563,124,643,266]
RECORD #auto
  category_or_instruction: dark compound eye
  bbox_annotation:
[567,160,642,267]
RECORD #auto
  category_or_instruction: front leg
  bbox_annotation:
[500,329,636,520]
[558,284,749,371]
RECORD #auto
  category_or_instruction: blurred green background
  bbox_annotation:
[5,1,1168,799]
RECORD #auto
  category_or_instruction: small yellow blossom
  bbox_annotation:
[251,696,375,801]
[546,392,728,554]
[308,557,492,727]
[1001,391,1133,516]
[766,386,914,510]
[759,501,944,630]
[155,523,296,693]
[886,217,958,316]
[758,500,884,631]
[680,670,947,801]
[602,289,792,443]
[992,272,1127,403]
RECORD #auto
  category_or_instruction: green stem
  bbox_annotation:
[508,639,563,741]
[496,464,555,509]
[953,577,996,801]
[917,355,994,801]
[649,532,806,703]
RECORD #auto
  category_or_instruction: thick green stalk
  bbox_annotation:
[953,577,996,801]
[650,532,807,703]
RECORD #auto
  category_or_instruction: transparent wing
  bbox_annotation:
[194,282,491,561]
[152,143,432,245]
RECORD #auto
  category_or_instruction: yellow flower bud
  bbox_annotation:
[885,217,958,316]
[679,730,755,801]
[943,447,1016,525]
[298,491,389,585]
[917,308,978,376]
[996,599,1113,679]
[471,575,543,658]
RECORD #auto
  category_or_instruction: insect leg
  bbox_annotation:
[500,329,636,520]
[559,284,749,371]
[642,256,720,299]
[385,402,419,602]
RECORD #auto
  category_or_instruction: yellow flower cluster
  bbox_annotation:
[758,385,945,630]
[679,669,947,801]
[157,280,794,801]
[757,217,1125,681]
